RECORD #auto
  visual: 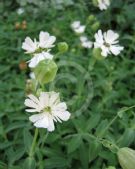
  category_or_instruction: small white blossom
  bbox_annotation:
[22,37,38,54]
[29,72,35,79]
[80,36,93,48]
[25,92,71,132]
[17,8,24,15]
[71,21,85,34]
[28,52,53,68]
[94,30,124,57]
[98,0,110,10]
[39,31,56,49]
[22,31,56,54]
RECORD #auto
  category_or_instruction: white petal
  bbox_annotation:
[95,30,104,45]
[110,45,124,55]
[24,99,38,109]
[47,117,55,132]
[22,37,37,53]
[34,116,49,128]
[28,94,39,104]
[49,92,60,106]
[29,72,35,79]
[101,45,110,57]
[39,92,49,108]
[42,52,53,60]
[53,102,67,111]
[71,21,80,29]
[54,111,71,121]
[25,109,37,112]
[45,36,56,48]
[75,25,85,34]
[39,31,56,48]
[28,54,45,68]
[81,41,93,48]
[29,113,44,122]
[104,30,119,44]
[98,0,110,10]
[80,36,87,42]
[39,31,49,44]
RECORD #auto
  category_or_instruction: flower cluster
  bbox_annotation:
[97,0,110,10]
[80,36,93,49]
[22,31,56,68]
[22,31,71,132]
[71,20,93,49]
[71,21,86,34]
[71,20,123,56]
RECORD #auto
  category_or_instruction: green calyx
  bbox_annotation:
[117,147,135,169]
[33,59,58,85]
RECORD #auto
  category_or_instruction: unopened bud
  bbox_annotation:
[92,0,98,6]
[117,147,135,169]
[88,15,95,23]
[58,42,68,53]
[19,61,27,70]
[91,22,100,32]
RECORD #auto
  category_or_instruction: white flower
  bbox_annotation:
[28,52,53,68]
[29,72,35,79]
[22,37,38,54]
[39,31,56,49]
[22,31,56,54]
[71,21,86,34]
[94,30,124,57]
[98,0,110,10]
[80,36,93,49]
[17,8,24,15]
[25,92,71,132]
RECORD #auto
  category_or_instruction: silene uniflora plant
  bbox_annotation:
[22,31,70,166]
[21,0,135,168]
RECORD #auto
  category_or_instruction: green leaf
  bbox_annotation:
[23,128,33,153]
[45,157,70,168]
[86,113,101,131]
[95,119,108,137]
[89,140,102,162]
[23,157,36,169]
[118,128,135,147]
[68,135,82,153]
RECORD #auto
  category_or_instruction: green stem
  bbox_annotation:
[41,131,48,149]
[29,128,38,157]
[84,133,119,152]
[88,56,96,71]
[100,105,135,137]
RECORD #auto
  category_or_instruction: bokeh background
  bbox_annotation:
[0,0,135,169]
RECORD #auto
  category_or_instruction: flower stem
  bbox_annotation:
[29,128,38,158]
[100,105,135,137]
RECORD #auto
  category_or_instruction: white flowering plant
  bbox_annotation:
[1,0,135,169]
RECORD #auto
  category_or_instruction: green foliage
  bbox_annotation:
[0,0,135,169]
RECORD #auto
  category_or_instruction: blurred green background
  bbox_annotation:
[0,0,135,169]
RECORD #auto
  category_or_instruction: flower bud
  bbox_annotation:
[19,61,27,71]
[33,59,58,85]
[92,0,98,6]
[88,15,95,23]
[58,42,68,53]
[91,22,100,32]
[15,22,21,30]
[92,48,104,60]
[117,147,135,169]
